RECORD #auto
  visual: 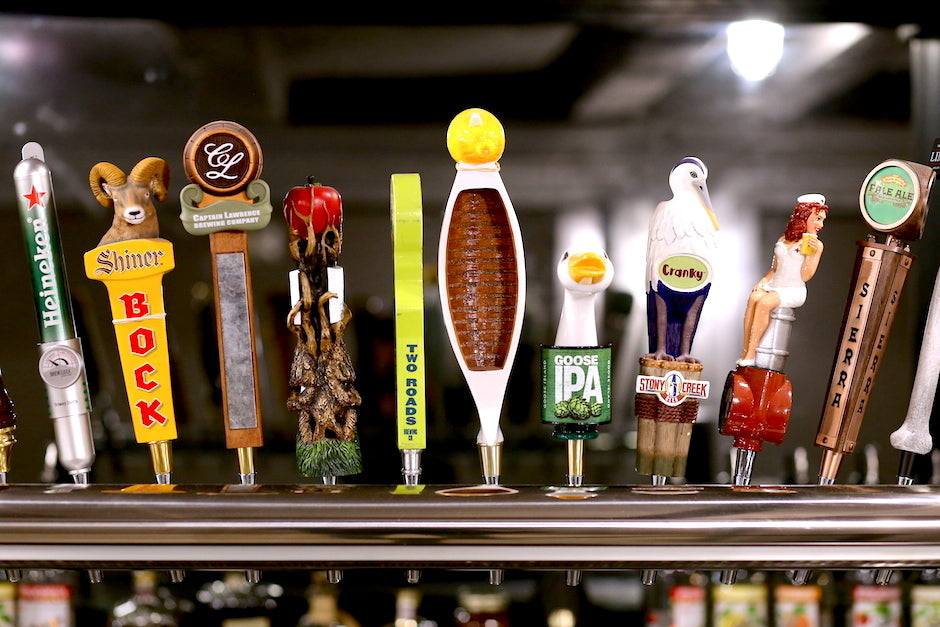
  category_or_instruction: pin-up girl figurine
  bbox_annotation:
[738,194,827,366]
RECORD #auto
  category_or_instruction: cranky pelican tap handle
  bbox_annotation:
[635,156,717,484]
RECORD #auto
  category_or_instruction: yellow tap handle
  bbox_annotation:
[391,174,426,451]
[84,239,178,444]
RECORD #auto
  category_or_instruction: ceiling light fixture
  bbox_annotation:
[727,19,785,82]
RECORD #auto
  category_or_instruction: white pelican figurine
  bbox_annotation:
[645,157,719,362]
[438,108,526,485]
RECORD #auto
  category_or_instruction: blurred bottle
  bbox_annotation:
[909,569,940,627]
[296,572,358,627]
[109,570,178,626]
[848,571,901,627]
[453,589,509,627]
[0,581,14,627]
[711,574,768,627]
[668,572,707,627]
[381,588,435,627]
[194,571,283,626]
[775,582,822,627]
[16,569,75,627]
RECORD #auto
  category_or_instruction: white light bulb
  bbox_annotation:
[727,19,785,82]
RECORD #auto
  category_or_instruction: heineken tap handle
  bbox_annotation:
[14,142,95,483]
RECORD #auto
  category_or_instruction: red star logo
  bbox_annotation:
[23,185,45,209]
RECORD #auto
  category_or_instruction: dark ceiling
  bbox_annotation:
[0,4,934,213]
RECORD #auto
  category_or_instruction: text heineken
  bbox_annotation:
[29,213,64,331]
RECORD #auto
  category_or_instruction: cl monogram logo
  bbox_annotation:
[203,142,244,181]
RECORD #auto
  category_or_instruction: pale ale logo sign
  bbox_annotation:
[860,161,920,232]
[636,369,710,407]
[657,254,710,292]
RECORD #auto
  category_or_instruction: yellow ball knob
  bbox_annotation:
[446,108,505,164]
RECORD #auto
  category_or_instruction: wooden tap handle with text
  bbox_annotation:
[180,120,272,450]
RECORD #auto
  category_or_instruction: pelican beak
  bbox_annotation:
[696,183,719,231]
[568,252,608,285]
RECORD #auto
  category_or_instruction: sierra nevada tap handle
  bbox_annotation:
[815,159,934,484]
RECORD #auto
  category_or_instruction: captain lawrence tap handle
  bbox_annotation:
[14,142,96,483]
[815,159,934,484]
[391,173,427,485]
[84,158,177,484]
[180,120,272,485]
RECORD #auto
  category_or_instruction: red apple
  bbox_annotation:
[283,177,343,239]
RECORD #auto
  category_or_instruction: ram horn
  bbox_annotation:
[129,157,170,202]
[89,162,127,208]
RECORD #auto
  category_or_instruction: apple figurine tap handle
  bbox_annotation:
[438,107,526,486]
[541,245,614,487]
[635,157,718,485]
[180,120,273,486]
[719,194,828,490]
[815,159,934,485]
[284,176,362,484]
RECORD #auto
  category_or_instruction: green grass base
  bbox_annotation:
[297,436,362,478]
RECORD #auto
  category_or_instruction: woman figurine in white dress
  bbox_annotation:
[738,194,828,366]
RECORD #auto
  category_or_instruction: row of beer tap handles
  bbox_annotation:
[2,112,938,492]
[0,110,939,589]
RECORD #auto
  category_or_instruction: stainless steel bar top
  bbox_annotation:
[0,483,939,570]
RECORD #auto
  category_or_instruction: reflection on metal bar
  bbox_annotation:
[0,484,940,570]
